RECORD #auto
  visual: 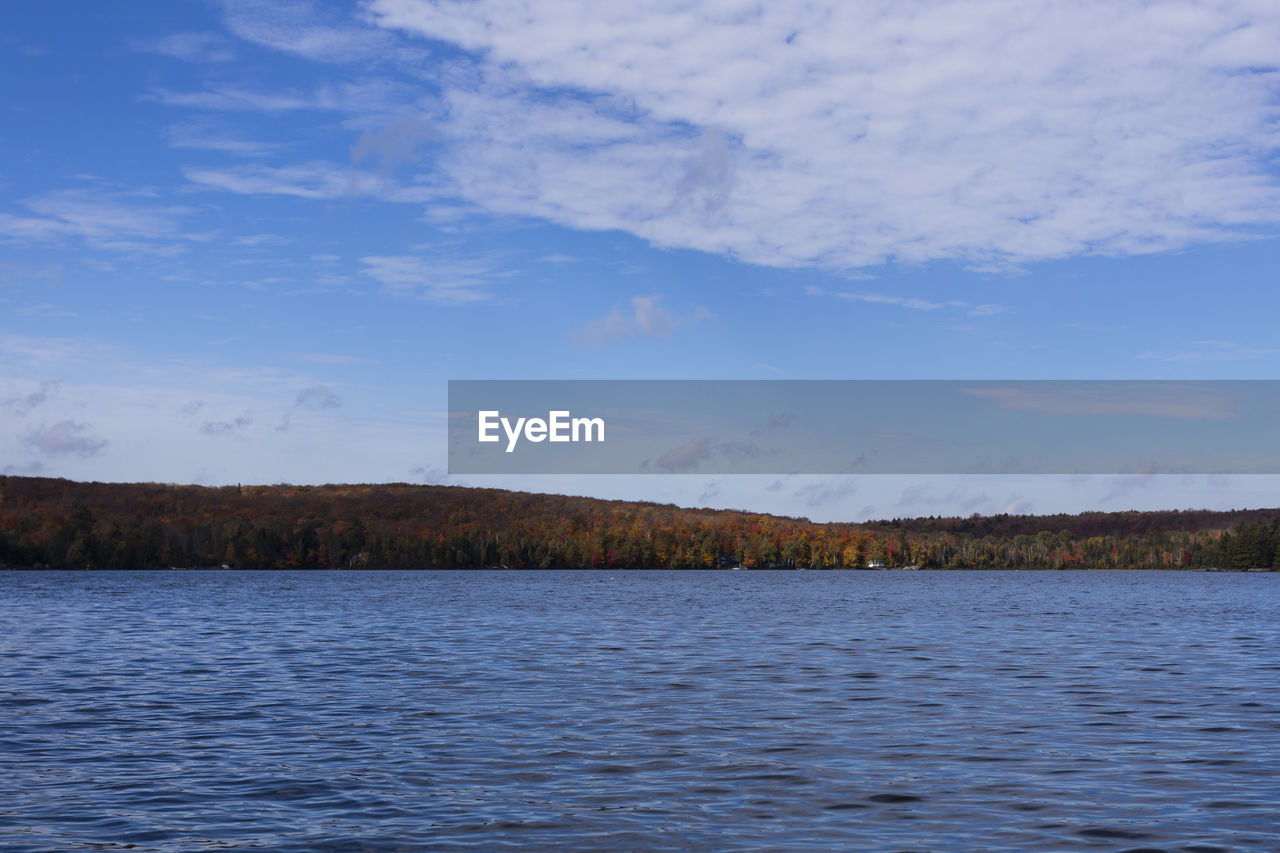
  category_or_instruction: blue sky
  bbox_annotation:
[3,0,1280,521]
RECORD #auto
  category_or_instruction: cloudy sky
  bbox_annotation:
[3,0,1280,521]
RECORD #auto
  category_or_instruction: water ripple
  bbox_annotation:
[2,569,1279,850]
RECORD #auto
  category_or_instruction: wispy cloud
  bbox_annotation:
[0,335,118,368]
[165,120,283,156]
[220,0,408,64]
[651,439,712,472]
[1062,322,1129,332]
[644,437,770,473]
[794,478,859,509]
[276,386,342,431]
[0,189,188,252]
[365,0,1280,271]
[1,380,59,415]
[1137,340,1280,362]
[808,286,945,311]
[148,78,415,119]
[574,295,711,345]
[201,414,253,436]
[182,161,435,203]
[16,302,77,319]
[23,420,109,457]
[133,31,235,63]
[148,86,316,112]
[359,254,496,303]
[806,285,1003,317]
[294,386,341,409]
[290,352,377,365]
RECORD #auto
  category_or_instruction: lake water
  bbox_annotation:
[2,569,1279,851]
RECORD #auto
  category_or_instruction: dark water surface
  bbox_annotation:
[3,570,1279,851]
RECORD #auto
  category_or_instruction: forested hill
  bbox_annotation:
[1,475,1278,571]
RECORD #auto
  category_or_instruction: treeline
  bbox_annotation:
[1,475,1278,571]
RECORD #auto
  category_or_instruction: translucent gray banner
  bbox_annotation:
[447,380,1280,474]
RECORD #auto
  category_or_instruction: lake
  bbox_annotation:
[2,569,1278,851]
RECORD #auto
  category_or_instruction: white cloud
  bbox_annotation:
[807,285,1004,316]
[183,161,437,202]
[165,120,283,156]
[149,86,317,112]
[364,0,1280,270]
[134,31,235,63]
[0,189,188,252]
[221,0,405,63]
[149,78,416,121]
[809,286,944,311]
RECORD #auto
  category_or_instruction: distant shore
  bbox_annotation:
[2,475,1278,572]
